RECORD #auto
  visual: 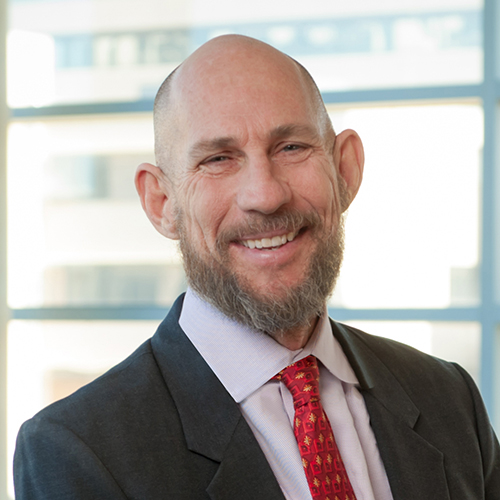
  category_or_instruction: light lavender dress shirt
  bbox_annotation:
[179,288,393,500]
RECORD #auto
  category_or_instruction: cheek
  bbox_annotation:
[181,181,232,251]
[292,164,338,218]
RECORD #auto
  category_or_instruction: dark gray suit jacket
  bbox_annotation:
[14,295,500,499]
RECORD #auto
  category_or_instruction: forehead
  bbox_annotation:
[167,47,322,154]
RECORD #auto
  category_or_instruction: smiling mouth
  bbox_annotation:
[240,230,300,250]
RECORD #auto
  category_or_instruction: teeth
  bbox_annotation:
[241,230,298,249]
[271,236,281,246]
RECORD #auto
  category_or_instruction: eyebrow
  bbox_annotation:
[188,124,321,160]
[188,136,238,161]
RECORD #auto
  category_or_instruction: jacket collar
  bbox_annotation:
[151,295,285,500]
[331,320,449,500]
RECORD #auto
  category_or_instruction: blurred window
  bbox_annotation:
[4,0,500,498]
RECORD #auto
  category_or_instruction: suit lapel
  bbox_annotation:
[205,417,286,500]
[151,296,285,500]
[332,321,450,500]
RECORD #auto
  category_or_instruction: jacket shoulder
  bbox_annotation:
[14,322,219,499]
[333,320,467,383]
[331,321,500,498]
[29,339,164,427]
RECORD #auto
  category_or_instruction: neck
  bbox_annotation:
[270,315,320,351]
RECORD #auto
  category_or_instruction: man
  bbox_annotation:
[14,35,500,500]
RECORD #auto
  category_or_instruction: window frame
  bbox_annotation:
[2,0,500,498]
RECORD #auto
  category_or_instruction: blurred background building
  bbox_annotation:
[1,0,499,498]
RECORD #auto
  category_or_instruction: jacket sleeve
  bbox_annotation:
[14,417,128,500]
[452,363,500,499]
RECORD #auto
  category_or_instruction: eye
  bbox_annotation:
[282,144,303,152]
[274,142,312,165]
[198,152,239,175]
[205,154,229,163]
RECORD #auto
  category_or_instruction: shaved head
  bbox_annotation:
[153,66,179,178]
[153,35,334,180]
[136,34,364,345]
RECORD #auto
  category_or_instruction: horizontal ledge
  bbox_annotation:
[10,306,169,321]
[10,99,155,118]
[322,84,483,104]
[328,307,481,322]
[8,306,483,322]
[9,84,493,118]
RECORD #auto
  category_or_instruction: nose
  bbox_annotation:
[236,155,292,214]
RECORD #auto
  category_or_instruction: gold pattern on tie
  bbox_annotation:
[275,355,357,500]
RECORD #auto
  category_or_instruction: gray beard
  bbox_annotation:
[177,208,345,339]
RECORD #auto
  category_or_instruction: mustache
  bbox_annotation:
[215,209,322,250]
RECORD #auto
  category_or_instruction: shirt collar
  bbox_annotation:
[179,288,358,403]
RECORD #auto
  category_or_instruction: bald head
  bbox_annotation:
[137,35,364,342]
[153,35,334,179]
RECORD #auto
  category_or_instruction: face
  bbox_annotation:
[139,37,363,337]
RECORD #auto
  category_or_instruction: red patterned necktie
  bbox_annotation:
[275,355,357,500]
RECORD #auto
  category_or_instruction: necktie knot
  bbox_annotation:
[275,355,321,409]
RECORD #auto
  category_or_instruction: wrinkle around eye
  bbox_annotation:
[199,154,240,175]
[275,143,313,164]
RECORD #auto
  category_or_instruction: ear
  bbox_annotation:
[333,129,364,212]
[135,163,179,240]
